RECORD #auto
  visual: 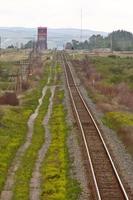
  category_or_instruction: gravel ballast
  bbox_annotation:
[61,62,92,199]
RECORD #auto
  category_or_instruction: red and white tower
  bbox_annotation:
[37,27,47,50]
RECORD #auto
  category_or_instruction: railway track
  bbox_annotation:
[62,53,131,200]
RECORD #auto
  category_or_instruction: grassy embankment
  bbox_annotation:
[41,70,80,199]
[0,62,50,193]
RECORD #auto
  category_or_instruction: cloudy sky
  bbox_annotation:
[0,0,133,32]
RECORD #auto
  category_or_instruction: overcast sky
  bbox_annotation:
[0,0,133,32]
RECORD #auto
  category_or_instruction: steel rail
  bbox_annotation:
[62,54,101,200]
[63,53,129,200]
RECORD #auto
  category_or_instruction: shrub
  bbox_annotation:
[102,111,133,130]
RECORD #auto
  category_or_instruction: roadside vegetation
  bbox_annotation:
[103,111,133,155]
[0,49,30,93]
[102,112,133,130]
[71,55,133,156]
[0,60,17,93]
[0,59,50,193]
[91,56,133,89]
[0,106,31,192]
[13,89,51,200]
[41,89,80,200]
[88,56,133,108]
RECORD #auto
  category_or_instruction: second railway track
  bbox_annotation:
[62,53,131,200]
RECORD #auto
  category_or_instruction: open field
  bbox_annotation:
[0,50,30,62]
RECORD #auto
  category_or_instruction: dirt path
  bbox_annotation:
[0,79,51,200]
[30,86,56,200]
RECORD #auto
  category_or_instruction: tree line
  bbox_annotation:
[65,30,133,51]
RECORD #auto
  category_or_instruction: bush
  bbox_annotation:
[102,111,133,130]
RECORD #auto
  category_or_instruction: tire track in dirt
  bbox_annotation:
[30,86,56,200]
[0,76,51,200]
[29,62,57,200]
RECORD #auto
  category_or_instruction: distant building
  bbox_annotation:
[37,27,47,50]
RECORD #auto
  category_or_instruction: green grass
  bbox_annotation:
[0,60,81,198]
[102,111,133,156]
[48,63,62,86]
[0,61,17,82]
[0,107,31,192]
[41,89,80,200]
[90,56,133,88]
[12,63,61,199]
[0,64,50,193]
[102,111,133,130]
[83,55,133,109]
[13,89,51,200]
[0,60,18,93]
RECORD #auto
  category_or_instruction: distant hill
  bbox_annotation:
[0,27,108,49]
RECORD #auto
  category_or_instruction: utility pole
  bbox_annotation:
[110,34,113,52]
[0,36,1,57]
[80,9,83,42]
